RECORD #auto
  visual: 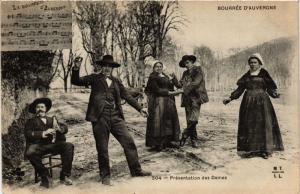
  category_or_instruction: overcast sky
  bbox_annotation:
[170,1,298,55]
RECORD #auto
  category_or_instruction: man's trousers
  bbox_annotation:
[92,107,142,180]
[26,142,74,177]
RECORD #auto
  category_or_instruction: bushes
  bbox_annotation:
[1,51,55,181]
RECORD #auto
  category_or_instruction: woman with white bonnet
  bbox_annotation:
[223,53,284,159]
[145,60,182,151]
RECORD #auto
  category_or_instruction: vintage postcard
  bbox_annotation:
[1,1,299,194]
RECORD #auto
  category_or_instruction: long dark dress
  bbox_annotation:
[145,72,180,147]
[230,68,284,155]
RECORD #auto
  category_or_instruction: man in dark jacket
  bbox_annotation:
[71,55,151,186]
[177,55,209,148]
[24,98,74,188]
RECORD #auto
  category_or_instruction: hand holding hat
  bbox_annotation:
[140,108,148,118]
[73,57,83,70]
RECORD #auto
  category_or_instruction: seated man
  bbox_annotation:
[24,97,74,188]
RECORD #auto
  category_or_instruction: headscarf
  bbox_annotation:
[152,60,164,69]
[248,53,265,66]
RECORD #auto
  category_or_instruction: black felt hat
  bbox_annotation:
[29,98,52,114]
[95,55,120,68]
[179,55,196,68]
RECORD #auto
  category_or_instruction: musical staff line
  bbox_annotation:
[1,22,72,29]
[1,30,72,37]
[7,13,72,20]
[2,38,72,46]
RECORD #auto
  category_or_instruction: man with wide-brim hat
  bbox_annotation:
[175,55,209,148]
[24,97,74,188]
[95,54,121,68]
[28,97,52,114]
[179,55,197,68]
[71,54,151,186]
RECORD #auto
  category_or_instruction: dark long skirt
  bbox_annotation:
[237,89,284,156]
[146,95,180,147]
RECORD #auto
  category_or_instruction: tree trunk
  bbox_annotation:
[64,78,68,93]
[157,38,163,58]
[138,45,145,87]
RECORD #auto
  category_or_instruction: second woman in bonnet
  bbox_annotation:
[223,53,284,159]
[145,60,182,151]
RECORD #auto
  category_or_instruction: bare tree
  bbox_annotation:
[48,50,63,85]
[73,1,186,88]
[193,46,218,91]
[114,10,141,87]
[121,1,185,87]
[56,50,74,92]
[74,2,118,63]
[149,1,186,58]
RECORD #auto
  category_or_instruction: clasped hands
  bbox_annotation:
[42,117,62,138]
[42,128,57,138]
[168,88,183,96]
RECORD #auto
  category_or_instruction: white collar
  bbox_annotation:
[158,73,165,77]
[39,117,47,124]
[106,77,112,87]
[250,67,261,76]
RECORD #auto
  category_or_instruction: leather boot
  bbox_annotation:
[191,138,199,148]
[102,177,113,186]
[180,128,189,146]
[132,169,152,177]
[40,175,52,188]
[190,123,199,148]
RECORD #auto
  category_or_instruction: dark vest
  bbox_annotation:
[105,80,118,108]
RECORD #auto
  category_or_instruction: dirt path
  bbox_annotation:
[4,91,299,194]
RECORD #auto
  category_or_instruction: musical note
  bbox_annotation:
[20,40,26,45]
[52,39,59,44]
[33,23,41,28]
[17,32,25,37]
[16,13,22,18]
[52,31,58,35]
[47,14,53,19]
[21,23,30,28]
[61,31,71,36]
[25,14,34,19]
[39,40,49,46]
[52,23,61,27]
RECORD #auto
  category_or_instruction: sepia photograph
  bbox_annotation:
[1,1,299,194]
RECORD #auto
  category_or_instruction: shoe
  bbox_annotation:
[166,141,180,149]
[102,177,113,186]
[132,169,152,177]
[60,176,73,185]
[40,176,52,188]
[191,139,199,148]
[155,145,163,152]
[261,153,270,159]
[180,131,189,146]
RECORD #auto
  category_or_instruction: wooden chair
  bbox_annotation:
[34,153,62,183]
